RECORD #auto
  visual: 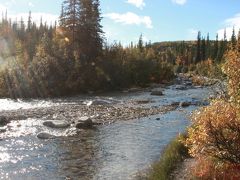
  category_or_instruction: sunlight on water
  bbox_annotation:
[0,99,55,111]
[0,152,10,163]
[3,119,41,138]
[1,118,78,139]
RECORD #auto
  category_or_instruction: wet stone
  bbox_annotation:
[76,117,93,129]
[0,127,7,133]
[43,120,70,129]
[179,102,192,107]
[0,117,9,127]
[37,132,55,139]
[151,90,164,96]
[175,85,187,90]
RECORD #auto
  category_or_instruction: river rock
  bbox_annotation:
[76,116,93,129]
[171,102,180,106]
[37,132,55,139]
[0,116,9,126]
[151,90,164,96]
[43,120,70,129]
[175,85,187,90]
[85,100,112,106]
[179,102,192,107]
[136,100,154,104]
[128,87,142,92]
[0,127,6,133]
[184,81,192,86]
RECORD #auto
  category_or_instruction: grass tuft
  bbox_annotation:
[147,134,189,180]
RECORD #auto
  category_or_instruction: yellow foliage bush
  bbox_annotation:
[191,156,240,179]
[223,49,240,105]
[185,100,240,163]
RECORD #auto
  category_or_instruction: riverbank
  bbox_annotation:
[137,74,226,180]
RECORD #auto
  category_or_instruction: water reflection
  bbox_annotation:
[57,131,98,179]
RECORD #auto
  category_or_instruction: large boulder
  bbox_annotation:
[37,132,55,139]
[43,120,70,129]
[76,116,94,129]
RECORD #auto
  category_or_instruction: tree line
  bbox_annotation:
[0,0,237,98]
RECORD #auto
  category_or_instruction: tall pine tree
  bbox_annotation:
[196,31,201,63]
[212,33,219,61]
[60,0,103,62]
[231,27,237,49]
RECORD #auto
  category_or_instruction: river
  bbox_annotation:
[0,83,213,180]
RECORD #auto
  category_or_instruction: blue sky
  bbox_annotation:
[0,0,240,45]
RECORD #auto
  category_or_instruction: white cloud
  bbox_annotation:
[217,13,240,40]
[217,27,236,40]
[105,12,153,29]
[225,13,240,27]
[126,0,145,9]
[187,28,198,39]
[172,0,187,5]
[28,2,34,7]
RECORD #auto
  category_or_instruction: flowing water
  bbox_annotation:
[0,85,213,180]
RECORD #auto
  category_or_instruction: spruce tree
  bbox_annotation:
[60,0,79,53]
[60,0,103,62]
[196,31,201,63]
[237,29,240,53]
[78,0,103,62]
[201,37,206,61]
[212,34,219,61]
[231,27,237,49]
[27,11,32,32]
[138,34,144,53]
[206,33,210,59]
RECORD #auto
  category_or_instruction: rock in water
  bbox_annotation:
[0,116,9,127]
[37,132,55,139]
[179,102,192,107]
[151,90,164,96]
[92,100,112,105]
[76,116,93,129]
[0,127,6,133]
[43,120,70,129]
[175,85,187,90]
